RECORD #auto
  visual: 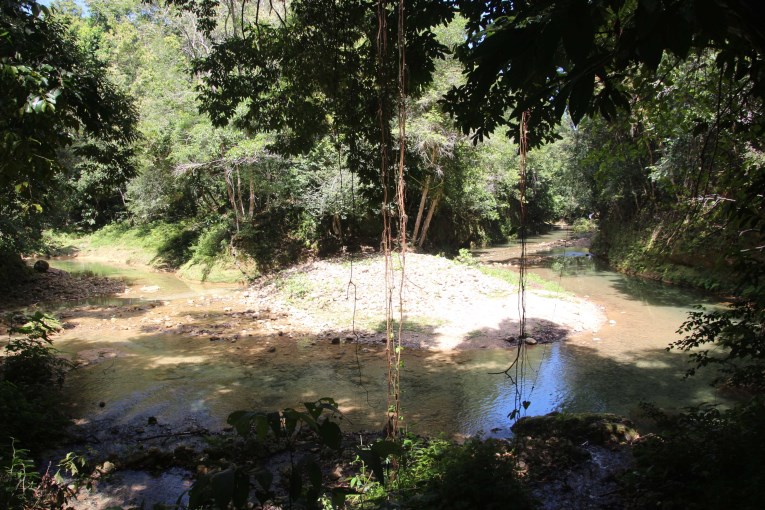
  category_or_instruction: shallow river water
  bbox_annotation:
[50,233,730,439]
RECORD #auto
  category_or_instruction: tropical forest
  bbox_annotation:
[1,0,764,508]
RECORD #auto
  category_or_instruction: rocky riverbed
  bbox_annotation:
[3,253,629,509]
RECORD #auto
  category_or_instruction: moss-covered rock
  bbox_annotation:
[512,412,639,445]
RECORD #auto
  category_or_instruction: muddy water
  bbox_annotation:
[51,244,730,440]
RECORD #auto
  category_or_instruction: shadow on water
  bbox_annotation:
[534,251,720,309]
[22,253,730,446]
[58,304,730,441]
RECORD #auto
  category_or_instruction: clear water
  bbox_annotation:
[52,244,731,438]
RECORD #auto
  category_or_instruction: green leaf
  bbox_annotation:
[330,488,349,509]
[568,72,595,125]
[561,1,594,63]
[370,439,402,458]
[210,468,236,508]
[267,411,282,437]
[227,410,254,436]
[283,409,300,436]
[358,449,385,485]
[255,414,270,441]
[318,420,342,450]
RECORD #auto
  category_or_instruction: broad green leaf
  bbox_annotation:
[318,420,342,450]
[210,468,235,508]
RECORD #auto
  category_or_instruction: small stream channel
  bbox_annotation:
[49,234,730,441]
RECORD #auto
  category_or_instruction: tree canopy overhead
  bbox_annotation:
[167,0,453,172]
[447,0,765,146]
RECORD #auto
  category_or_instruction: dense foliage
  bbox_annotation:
[0,0,138,258]
[448,0,765,146]
[0,313,79,509]
[628,400,765,509]
[3,1,765,507]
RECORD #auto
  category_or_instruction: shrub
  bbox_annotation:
[0,313,82,509]
[413,438,533,510]
[626,400,765,509]
[0,313,70,453]
[352,436,533,510]
[571,217,597,234]
[454,248,478,266]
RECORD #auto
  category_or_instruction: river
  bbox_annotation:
[49,231,729,440]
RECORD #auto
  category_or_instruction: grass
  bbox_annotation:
[466,329,483,338]
[525,272,572,296]
[52,222,192,267]
[177,256,249,283]
[41,222,250,283]
[348,436,534,509]
[477,264,572,297]
[370,317,446,334]
[277,273,314,301]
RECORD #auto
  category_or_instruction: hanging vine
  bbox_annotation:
[376,0,407,438]
[493,111,532,422]
[393,0,407,439]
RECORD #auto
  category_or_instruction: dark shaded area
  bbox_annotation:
[0,266,128,311]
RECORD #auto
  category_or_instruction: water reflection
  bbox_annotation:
[55,246,731,439]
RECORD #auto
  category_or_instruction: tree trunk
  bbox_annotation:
[236,167,246,219]
[412,174,430,243]
[417,191,441,248]
[225,169,240,232]
[248,172,255,219]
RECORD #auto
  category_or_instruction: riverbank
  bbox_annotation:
[6,252,606,352]
[0,264,128,311]
[6,251,624,509]
[6,242,739,508]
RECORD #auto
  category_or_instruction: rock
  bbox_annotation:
[512,412,639,446]
[33,260,49,272]
[331,337,341,344]
[523,337,538,345]
[98,461,116,475]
